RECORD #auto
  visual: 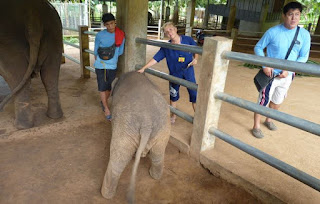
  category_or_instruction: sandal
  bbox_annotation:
[264,121,277,131]
[252,128,264,139]
[106,115,112,121]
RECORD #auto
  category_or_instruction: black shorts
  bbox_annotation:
[95,69,117,92]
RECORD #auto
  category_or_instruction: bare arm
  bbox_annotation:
[137,58,158,73]
[187,53,199,68]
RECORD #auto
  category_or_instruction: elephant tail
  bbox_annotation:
[0,4,42,111]
[127,128,151,204]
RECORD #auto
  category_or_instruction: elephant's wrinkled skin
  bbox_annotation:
[0,0,63,129]
[101,72,171,202]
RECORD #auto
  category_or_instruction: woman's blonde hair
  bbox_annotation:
[162,22,177,32]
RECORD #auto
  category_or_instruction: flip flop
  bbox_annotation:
[106,115,112,121]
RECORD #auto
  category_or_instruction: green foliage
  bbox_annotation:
[242,63,261,69]
[196,0,227,8]
[63,36,79,44]
[298,0,320,32]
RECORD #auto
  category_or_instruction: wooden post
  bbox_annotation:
[231,28,238,46]
[61,41,66,64]
[259,3,269,34]
[190,36,233,161]
[185,0,196,36]
[227,5,236,34]
[79,25,90,79]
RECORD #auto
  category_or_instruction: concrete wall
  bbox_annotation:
[239,20,260,36]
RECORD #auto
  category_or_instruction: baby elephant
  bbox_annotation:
[101,71,171,203]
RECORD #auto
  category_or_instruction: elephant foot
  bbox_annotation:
[47,106,63,119]
[101,185,116,199]
[149,165,163,180]
[15,117,34,130]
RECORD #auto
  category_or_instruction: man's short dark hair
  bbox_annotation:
[283,1,302,14]
[102,13,115,23]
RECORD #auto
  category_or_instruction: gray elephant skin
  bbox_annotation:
[0,0,63,129]
[101,72,171,202]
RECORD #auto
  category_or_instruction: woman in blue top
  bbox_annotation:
[94,13,125,121]
[138,22,199,124]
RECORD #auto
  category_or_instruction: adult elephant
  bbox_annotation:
[0,0,63,129]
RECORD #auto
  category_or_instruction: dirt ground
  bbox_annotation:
[0,41,319,203]
[0,44,262,203]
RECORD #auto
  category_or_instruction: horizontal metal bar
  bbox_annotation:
[62,53,80,64]
[223,51,320,76]
[169,105,194,124]
[311,42,320,45]
[236,37,260,41]
[83,31,97,36]
[209,127,320,192]
[135,38,203,55]
[135,65,198,91]
[234,43,255,47]
[239,31,264,34]
[63,27,78,32]
[215,92,320,136]
[147,30,159,33]
[84,49,94,55]
[85,66,95,73]
[63,41,80,49]
[147,26,159,29]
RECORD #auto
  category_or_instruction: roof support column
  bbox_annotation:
[116,0,148,74]
[185,0,196,36]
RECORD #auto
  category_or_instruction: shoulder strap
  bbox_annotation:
[285,26,300,60]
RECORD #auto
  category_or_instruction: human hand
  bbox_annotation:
[263,67,273,77]
[137,68,145,73]
[278,71,288,78]
[187,59,198,68]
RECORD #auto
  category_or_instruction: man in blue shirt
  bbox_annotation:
[94,13,125,121]
[137,22,199,124]
[252,2,311,138]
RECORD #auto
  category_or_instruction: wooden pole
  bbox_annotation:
[79,25,90,79]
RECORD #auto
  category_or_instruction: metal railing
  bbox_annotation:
[61,25,320,192]
[135,36,320,192]
[62,26,97,78]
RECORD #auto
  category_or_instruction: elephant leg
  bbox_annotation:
[148,133,170,180]
[14,78,33,129]
[40,55,63,119]
[101,135,136,199]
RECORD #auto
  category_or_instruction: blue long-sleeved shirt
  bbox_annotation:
[254,24,311,76]
[94,29,125,69]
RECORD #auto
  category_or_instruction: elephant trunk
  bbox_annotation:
[127,128,151,204]
[0,3,42,111]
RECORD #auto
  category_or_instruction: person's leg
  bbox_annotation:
[252,81,275,138]
[100,90,111,116]
[103,69,117,119]
[184,68,197,113]
[253,112,261,129]
[265,101,280,123]
[264,76,292,130]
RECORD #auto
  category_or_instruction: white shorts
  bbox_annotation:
[258,75,293,106]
